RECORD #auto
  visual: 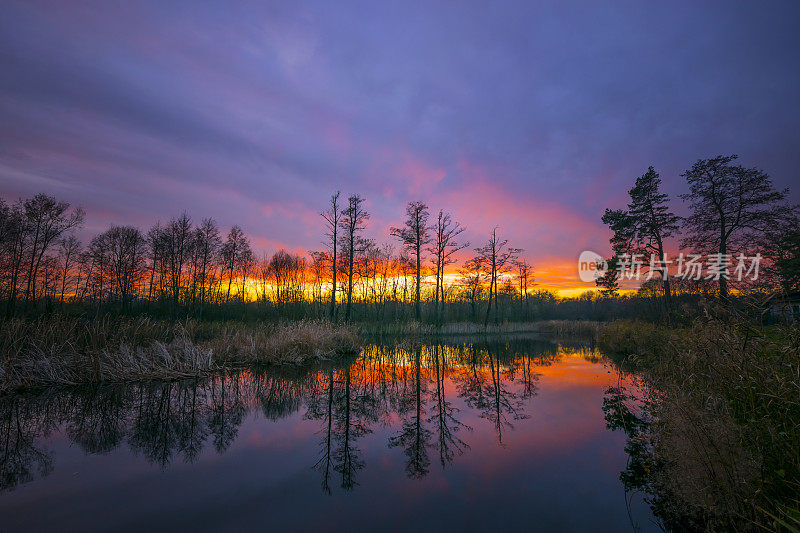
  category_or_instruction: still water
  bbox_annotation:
[0,338,656,532]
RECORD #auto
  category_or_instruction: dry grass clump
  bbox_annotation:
[0,318,212,389]
[0,316,361,391]
[210,320,361,365]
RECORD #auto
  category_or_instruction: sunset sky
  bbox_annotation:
[2,1,799,294]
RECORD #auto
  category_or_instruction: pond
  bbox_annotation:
[0,338,658,532]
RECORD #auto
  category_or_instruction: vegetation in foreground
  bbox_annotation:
[0,315,601,390]
[362,319,600,337]
[599,313,800,531]
[0,316,360,391]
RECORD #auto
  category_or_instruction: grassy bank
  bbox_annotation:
[0,316,360,391]
[0,316,598,391]
[598,316,800,531]
[361,319,600,337]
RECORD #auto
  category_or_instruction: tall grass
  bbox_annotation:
[361,320,601,337]
[535,320,601,337]
[361,320,542,336]
[0,316,361,390]
[205,319,361,365]
[599,315,800,530]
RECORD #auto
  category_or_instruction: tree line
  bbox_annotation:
[0,198,259,319]
[598,154,800,308]
[0,192,533,323]
[3,153,797,323]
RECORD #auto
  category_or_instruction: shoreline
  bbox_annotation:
[0,316,608,391]
[0,317,361,391]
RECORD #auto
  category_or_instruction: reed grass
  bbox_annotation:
[362,320,600,337]
[534,320,601,337]
[0,316,361,390]
[599,316,800,531]
[206,319,361,365]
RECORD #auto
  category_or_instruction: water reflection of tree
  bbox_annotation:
[428,344,470,467]
[506,349,540,401]
[179,380,209,463]
[254,370,304,421]
[308,368,336,494]
[602,376,694,532]
[130,382,192,467]
[1,339,570,493]
[389,346,432,478]
[208,371,246,453]
[335,366,369,488]
[66,385,129,454]
[0,396,55,492]
[455,344,530,443]
[307,363,374,491]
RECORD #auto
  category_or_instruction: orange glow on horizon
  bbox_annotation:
[232,257,638,302]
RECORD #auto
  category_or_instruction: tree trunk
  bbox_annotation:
[330,231,337,321]
[345,233,354,322]
[484,267,495,327]
[415,241,421,322]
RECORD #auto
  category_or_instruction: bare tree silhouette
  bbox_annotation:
[389,346,432,478]
[321,191,342,321]
[391,202,430,322]
[475,228,521,326]
[429,210,468,323]
[339,195,369,322]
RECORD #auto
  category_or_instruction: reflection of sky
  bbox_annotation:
[0,351,657,531]
[2,2,798,290]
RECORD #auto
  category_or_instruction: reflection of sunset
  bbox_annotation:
[0,338,650,530]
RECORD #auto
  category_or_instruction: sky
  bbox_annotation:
[2,0,799,293]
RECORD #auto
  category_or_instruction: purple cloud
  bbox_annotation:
[1,0,799,287]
